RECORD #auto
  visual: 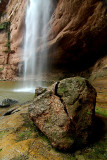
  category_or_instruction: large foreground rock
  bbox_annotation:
[29,77,96,150]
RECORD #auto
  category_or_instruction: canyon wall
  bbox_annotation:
[0,0,107,79]
[48,0,107,72]
[0,0,26,79]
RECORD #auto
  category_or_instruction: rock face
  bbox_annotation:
[0,0,26,79]
[0,0,107,79]
[0,0,9,14]
[48,0,107,71]
[90,55,107,81]
[29,77,97,150]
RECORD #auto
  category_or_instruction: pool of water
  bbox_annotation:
[0,81,37,104]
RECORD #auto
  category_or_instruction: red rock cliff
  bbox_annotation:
[0,0,26,79]
[0,0,107,79]
[48,0,107,72]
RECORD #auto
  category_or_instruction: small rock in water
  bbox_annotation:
[0,99,18,108]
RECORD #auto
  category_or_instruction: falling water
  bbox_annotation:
[21,0,52,92]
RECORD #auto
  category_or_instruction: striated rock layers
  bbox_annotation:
[0,0,107,79]
[29,77,97,150]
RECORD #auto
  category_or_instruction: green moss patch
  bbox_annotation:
[0,130,8,138]
[81,133,107,160]
[0,22,8,30]
[4,41,10,48]
[0,21,11,53]
[0,66,4,72]
[15,130,32,142]
[95,106,107,117]
[15,113,50,143]
[0,21,10,31]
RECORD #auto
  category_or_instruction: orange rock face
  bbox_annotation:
[0,0,26,79]
[0,0,107,79]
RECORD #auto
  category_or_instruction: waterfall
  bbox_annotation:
[21,0,52,92]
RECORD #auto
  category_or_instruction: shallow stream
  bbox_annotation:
[0,81,36,104]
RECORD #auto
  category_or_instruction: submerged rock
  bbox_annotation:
[0,98,18,108]
[29,77,97,150]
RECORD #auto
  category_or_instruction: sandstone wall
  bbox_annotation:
[0,29,8,79]
[0,0,26,79]
[47,0,107,71]
[0,0,107,79]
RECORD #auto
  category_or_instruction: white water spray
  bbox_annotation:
[20,0,52,92]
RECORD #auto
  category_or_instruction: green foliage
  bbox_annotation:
[0,22,8,30]
[0,21,11,53]
[0,66,4,72]
[87,111,91,115]
[0,148,2,152]
[4,42,10,48]
[95,106,107,117]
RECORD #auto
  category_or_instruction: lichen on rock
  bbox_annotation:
[29,77,97,150]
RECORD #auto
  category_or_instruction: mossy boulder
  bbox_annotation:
[29,77,97,150]
[57,77,97,146]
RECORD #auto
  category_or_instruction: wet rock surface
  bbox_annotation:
[0,98,18,108]
[29,77,97,150]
